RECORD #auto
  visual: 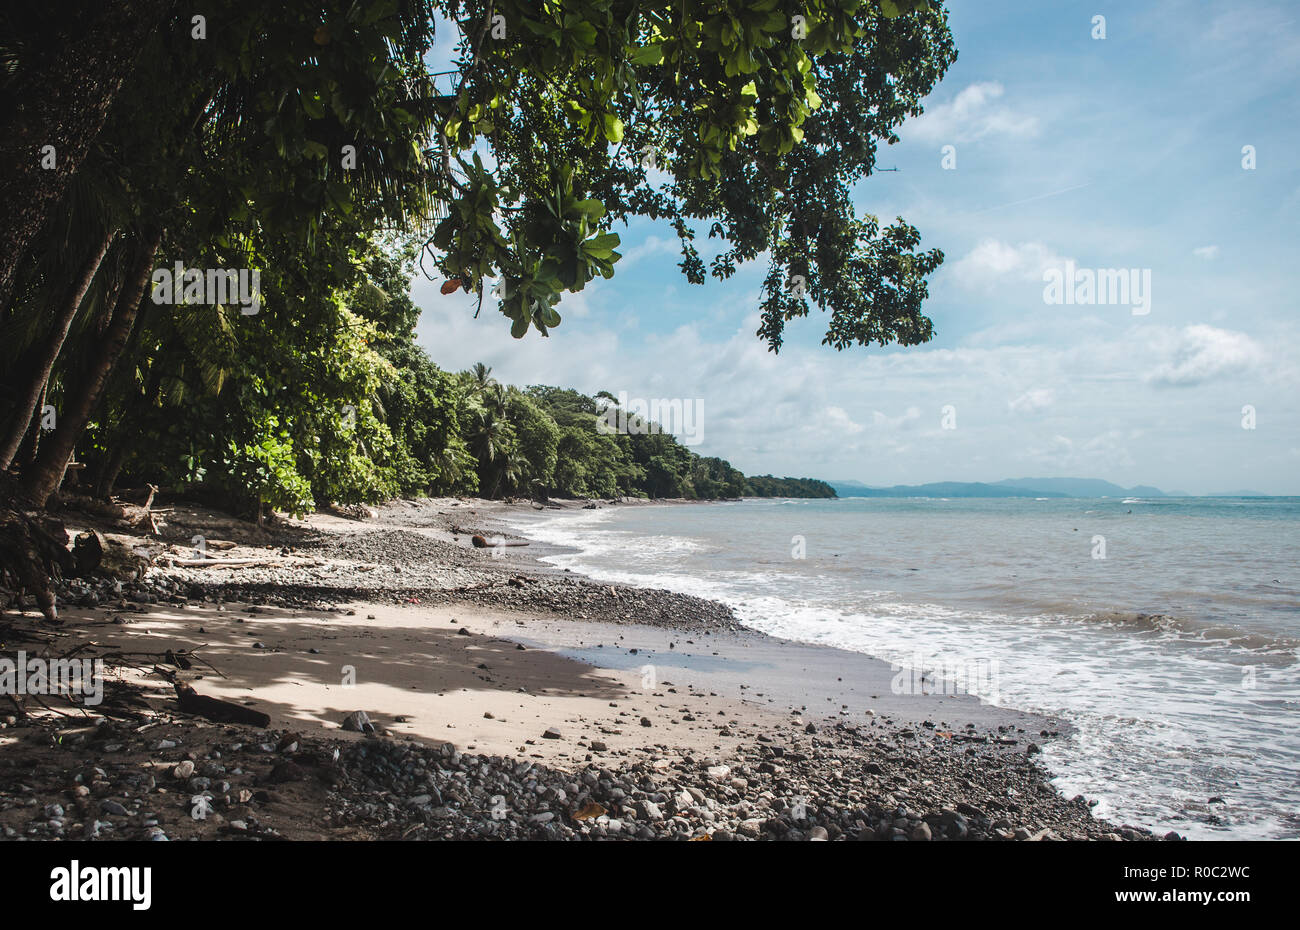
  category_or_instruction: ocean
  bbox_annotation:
[505,496,1300,840]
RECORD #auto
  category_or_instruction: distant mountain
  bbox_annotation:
[992,477,1169,498]
[1209,489,1272,497]
[832,481,1068,498]
[831,477,1176,498]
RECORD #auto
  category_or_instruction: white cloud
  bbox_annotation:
[870,406,922,429]
[407,268,1298,492]
[1026,430,1135,472]
[1008,388,1055,414]
[824,406,865,434]
[618,234,680,268]
[949,239,1071,292]
[1193,245,1220,259]
[1145,325,1264,387]
[906,81,1040,143]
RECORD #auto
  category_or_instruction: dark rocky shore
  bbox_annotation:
[1,706,1154,842]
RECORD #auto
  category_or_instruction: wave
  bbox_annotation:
[1078,610,1300,655]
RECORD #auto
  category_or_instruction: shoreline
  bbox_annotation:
[0,495,1167,841]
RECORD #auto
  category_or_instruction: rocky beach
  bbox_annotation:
[0,496,1169,842]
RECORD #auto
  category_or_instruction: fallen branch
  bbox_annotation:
[170,557,274,567]
[97,645,226,679]
[25,689,87,718]
[173,682,271,727]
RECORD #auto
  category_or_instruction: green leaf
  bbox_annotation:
[629,44,665,65]
[583,232,621,257]
[572,198,606,219]
[602,113,624,143]
[302,93,326,119]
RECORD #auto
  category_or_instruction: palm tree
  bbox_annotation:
[469,362,496,395]
[492,448,526,499]
[482,382,509,419]
[470,410,507,465]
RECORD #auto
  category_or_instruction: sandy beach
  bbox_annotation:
[0,496,1165,841]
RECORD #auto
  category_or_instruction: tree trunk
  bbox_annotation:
[0,0,172,313]
[0,227,116,470]
[89,343,166,498]
[93,445,128,499]
[21,228,162,508]
[14,383,46,469]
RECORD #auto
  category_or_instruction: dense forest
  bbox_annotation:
[0,0,948,601]
[70,238,834,510]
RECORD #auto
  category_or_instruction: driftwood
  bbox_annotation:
[0,505,73,621]
[173,682,270,727]
[94,644,225,678]
[122,483,162,534]
[470,534,529,548]
[72,529,105,574]
[67,530,150,580]
[170,557,273,567]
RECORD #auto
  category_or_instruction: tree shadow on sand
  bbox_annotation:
[73,602,629,735]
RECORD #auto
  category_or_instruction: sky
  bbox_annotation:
[409,0,1300,495]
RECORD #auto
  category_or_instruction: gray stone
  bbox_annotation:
[342,710,375,733]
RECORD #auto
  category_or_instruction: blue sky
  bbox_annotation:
[411,0,1300,494]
